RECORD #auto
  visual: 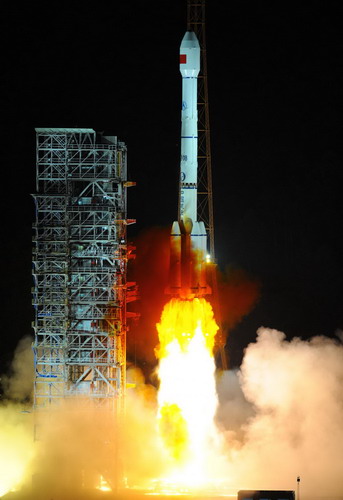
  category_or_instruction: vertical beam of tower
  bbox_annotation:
[186,2,227,369]
[186,0,215,260]
[32,128,137,413]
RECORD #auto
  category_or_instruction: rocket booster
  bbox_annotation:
[168,31,210,299]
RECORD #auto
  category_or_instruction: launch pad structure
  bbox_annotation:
[186,0,227,368]
[32,128,137,412]
[186,0,214,261]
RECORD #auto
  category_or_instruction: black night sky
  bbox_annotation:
[0,3,342,373]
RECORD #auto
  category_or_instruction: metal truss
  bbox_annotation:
[187,0,215,259]
[32,128,137,411]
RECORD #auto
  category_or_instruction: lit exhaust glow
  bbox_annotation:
[155,297,225,490]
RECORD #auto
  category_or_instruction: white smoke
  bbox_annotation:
[335,328,343,343]
[1,330,343,498]
[1,335,34,402]
[0,336,34,496]
[216,369,254,443]
[216,327,343,497]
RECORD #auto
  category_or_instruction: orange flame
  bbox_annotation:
[156,298,218,357]
[155,298,223,488]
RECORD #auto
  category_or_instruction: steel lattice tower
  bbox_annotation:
[32,128,137,411]
[186,0,215,260]
[186,2,227,369]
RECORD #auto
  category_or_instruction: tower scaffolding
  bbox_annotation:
[32,128,137,412]
[187,0,215,260]
[187,1,227,369]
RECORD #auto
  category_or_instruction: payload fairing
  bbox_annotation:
[168,31,210,299]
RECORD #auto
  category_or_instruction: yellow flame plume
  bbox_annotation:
[155,297,221,488]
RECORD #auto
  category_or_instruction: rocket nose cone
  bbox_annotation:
[182,31,198,42]
[180,31,200,49]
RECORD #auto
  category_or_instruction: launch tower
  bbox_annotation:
[187,0,214,260]
[186,1,227,368]
[32,128,136,411]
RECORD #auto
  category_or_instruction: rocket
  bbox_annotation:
[168,31,210,299]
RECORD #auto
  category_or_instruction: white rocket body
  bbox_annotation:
[169,31,210,298]
[179,31,199,226]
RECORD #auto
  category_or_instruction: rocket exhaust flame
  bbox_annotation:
[155,297,224,490]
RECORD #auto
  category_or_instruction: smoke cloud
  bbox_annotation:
[216,328,343,497]
[0,404,34,497]
[0,360,166,498]
[1,335,34,402]
[1,321,343,498]
[124,367,166,485]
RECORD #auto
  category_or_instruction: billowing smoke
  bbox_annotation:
[1,335,34,402]
[0,337,163,498]
[0,404,34,496]
[216,328,343,497]
[215,369,254,443]
[124,367,166,485]
[2,321,343,498]
[0,337,34,496]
